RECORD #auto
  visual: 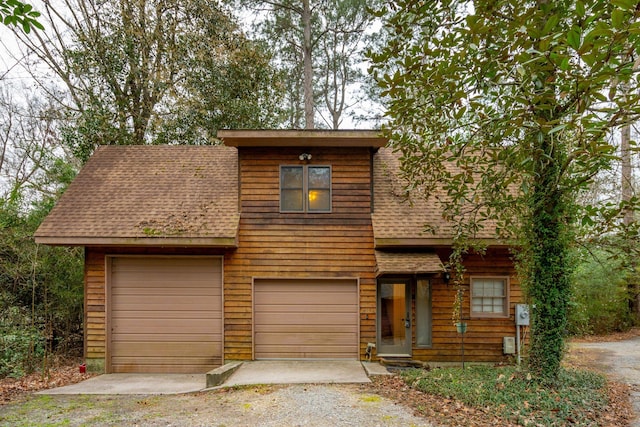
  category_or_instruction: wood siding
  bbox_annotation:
[224,147,377,361]
[409,248,522,363]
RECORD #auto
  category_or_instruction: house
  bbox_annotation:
[35,130,524,373]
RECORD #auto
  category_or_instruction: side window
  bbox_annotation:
[416,279,432,347]
[470,276,509,318]
[280,165,331,213]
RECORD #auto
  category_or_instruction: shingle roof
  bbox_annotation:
[372,147,499,247]
[375,251,444,276]
[35,145,239,247]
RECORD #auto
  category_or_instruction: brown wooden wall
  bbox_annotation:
[224,147,377,361]
[408,247,523,363]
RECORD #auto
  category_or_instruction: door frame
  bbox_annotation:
[376,278,412,357]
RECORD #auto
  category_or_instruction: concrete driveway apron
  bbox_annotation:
[39,360,376,395]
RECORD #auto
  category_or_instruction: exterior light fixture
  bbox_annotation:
[298,153,312,161]
[443,271,451,284]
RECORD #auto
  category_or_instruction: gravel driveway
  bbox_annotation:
[570,336,640,427]
[0,383,433,426]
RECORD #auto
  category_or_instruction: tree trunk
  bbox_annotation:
[621,122,639,321]
[527,138,571,384]
[302,0,314,129]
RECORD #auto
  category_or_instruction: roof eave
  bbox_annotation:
[219,129,387,148]
[374,237,510,249]
[34,236,238,248]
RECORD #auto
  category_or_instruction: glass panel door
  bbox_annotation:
[377,280,411,356]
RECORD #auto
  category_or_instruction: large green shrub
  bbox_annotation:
[0,195,83,377]
[0,293,45,378]
[568,249,633,336]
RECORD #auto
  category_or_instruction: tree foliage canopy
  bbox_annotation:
[0,0,42,32]
[370,0,640,382]
[233,0,379,128]
[12,0,286,161]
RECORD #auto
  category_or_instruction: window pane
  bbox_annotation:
[471,278,507,315]
[308,166,330,188]
[416,279,432,346]
[281,189,303,211]
[308,189,330,211]
[472,281,484,297]
[281,167,303,189]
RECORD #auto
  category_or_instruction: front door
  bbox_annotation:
[377,279,411,356]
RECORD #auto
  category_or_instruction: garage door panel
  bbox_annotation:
[256,345,356,359]
[112,341,219,357]
[254,280,354,292]
[112,357,222,374]
[255,332,357,345]
[112,257,222,271]
[256,304,357,312]
[112,310,221,320]
[114,333,222,342]
[111,285,221,300]
[117,298,221,313]
[254,279,358,359]
[110,277,220,289]
[255,313,357,325]
[254,324,358,333]
[110,256,222,373]
[112,318,222,334]
[255,291,357,305]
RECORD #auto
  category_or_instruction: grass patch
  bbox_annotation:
[401,366,608,426]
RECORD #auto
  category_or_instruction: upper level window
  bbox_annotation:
[470,276,509,318]
[280,165,331,213]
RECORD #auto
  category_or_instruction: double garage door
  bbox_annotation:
[254,279,359,359]
[109,257,222,373]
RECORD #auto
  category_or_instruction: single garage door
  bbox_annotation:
[109,256,222,373]
[254,279,359,359]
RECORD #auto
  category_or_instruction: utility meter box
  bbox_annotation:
[516,304,530,326]
[503,336,516,354]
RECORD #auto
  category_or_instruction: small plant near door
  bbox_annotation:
[452,288,466,332]
[448,243,470,368]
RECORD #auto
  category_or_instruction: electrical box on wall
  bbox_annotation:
[503,336,516,354]
[516,304,530,326]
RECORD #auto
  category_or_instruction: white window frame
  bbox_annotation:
[279,165,332,213]
[470,276,510,318]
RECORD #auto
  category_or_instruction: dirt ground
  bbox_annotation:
[1,333,638,426]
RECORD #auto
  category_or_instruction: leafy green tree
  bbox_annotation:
[233,0,379,129]
[0,194,83,378]
[0,0,42,32]
[370,0,640,383]
[0,84,82,377]
[11,0,285,161]
[568,247,633,336]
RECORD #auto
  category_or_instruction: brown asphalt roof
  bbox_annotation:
[375,251,444,276]
[36,140,503,249]
[34,145,239,247]
[372,147,500,247]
